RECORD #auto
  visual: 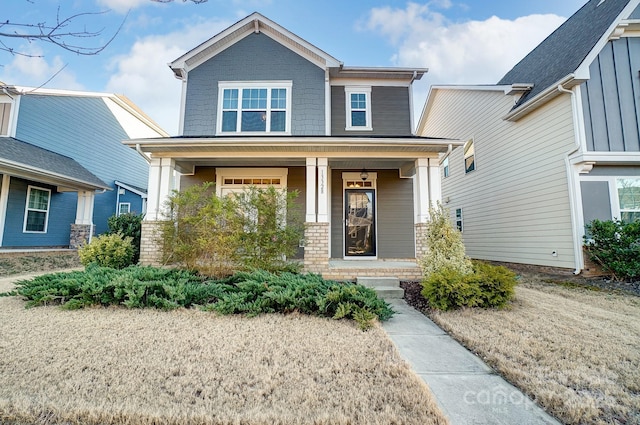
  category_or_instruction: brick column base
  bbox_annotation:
[140,221,166,266]
[303,222,330,275]
[415,222,428,260]
[70,224,94,249]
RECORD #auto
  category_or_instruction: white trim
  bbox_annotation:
[23,185,51,234]
[317,158,329,223]
[342,172,378,259]
[0,175,10,246]
[179,77,187,136]
[0,99,15,137]
[215,167,288,197]
[331,78,411,87]
[324,69,331,136]
[216,81,292,135]
[306,158,317,222]
[118,202,131,215]
[344,86,372,131]
[115,181,147,198]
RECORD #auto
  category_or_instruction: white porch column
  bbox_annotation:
[428,157,442,207]
[75,190,95,226]
[415,158,430,223]
[0,174,10,246]
[146,157,176,221]
[317,157,329,223]
[306,157,317,222]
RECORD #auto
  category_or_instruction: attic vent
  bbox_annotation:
[254,19,260,33]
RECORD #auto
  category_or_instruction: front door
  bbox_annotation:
[345,189,376,257]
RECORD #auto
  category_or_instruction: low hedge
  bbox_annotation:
[3,266,393,330]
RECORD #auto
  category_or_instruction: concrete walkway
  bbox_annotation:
[383,299,561,425]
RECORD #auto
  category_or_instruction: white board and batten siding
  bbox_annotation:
[420,88,577,269]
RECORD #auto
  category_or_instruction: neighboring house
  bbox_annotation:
[127,13,461,280]
[0,84,168,249]
[417,0,640,273]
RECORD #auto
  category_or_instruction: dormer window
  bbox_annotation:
[345,86,372,131]
[217,81,292,135]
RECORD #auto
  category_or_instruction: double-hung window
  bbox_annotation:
[0,102,13,136]
[218,81,292,134]
[464,139,475,173]
[24,186,51,233]
[616,178,640,222]
[345,86,372,131]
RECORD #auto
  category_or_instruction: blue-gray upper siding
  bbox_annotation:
[14,95,149,234]
[183,32,326,136]
[631,3,640,17]
[581,37,640,152]
[331,86,412,136]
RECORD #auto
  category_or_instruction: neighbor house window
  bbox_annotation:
[455,208,463,232]
[218,81,292,134]
[0,102,12,136]
[464,139,475,173]
[443,156,450,178]
[118,202,131,215]
[617,178,640,222]
[24,186,50,233]
[345,86,372,131]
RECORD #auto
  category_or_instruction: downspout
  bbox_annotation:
[136,143,151,163]
[557,84,583,275]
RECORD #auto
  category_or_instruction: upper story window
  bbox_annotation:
[442,156,450,178]
[0,102,13,136]
[345,86,372,131]
[617,178,640,222]
[217,81,292,135]
[464,139,475,173]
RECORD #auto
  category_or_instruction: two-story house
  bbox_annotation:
[417,0,640,273]
[0,84,167,249]
[129,13,461,280]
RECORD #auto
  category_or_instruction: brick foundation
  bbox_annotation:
[414,223,428,260]
[139,221,165,266]
[302,222,330,275]
[69,224,93,249]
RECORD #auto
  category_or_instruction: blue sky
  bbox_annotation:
[1,0,587,134]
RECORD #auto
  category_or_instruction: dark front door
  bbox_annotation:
[345,189,376,257]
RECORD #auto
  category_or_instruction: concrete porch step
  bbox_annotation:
[357,277,404,300]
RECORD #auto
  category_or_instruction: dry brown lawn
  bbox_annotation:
[0,276,447,425]
[427,276,640,425]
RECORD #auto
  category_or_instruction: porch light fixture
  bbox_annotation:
[360,168,369,181]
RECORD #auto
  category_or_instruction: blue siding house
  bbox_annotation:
[418,0,640,273]
[0,85,168,249]
[127,13,461,280]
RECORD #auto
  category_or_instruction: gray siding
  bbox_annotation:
[183,33,326,136]
[581,181,612,225]
[331,86,412,136]
[330,169,414,259]
[588,165,640,176]
[630,4,640,18]
[581,37,640,152]
[14,95,149,234]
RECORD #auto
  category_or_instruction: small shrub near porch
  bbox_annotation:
[160,182,303,277]
[584,218,640,281]
[419,203,517,310]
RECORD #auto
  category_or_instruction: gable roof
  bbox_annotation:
[0,137,110,190]
[499,0,638,112]
[169,12,343,79]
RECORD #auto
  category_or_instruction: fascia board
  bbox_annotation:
[503,75,580,121]
[0,160,111,191]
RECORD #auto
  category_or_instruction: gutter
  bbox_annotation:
[557,83,585,275]
[503,74,579,121]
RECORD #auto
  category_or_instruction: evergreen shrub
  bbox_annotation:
[78,233,135,269]
[107,213,143,263]
[584,219,640,281]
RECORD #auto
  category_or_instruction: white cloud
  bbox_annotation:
[363,2,566,122]
[0,46,84,90]
[97,0,150,14]
[105,17,232,135]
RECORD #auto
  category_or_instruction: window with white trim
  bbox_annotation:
[616,178,640,222]
[455,208,463,232]
[345,86,372,131]
[464,139,475,173]
[24,186,51,233]
[118,202,131,215]
[443,156,450,178]
[0,102,12,136]
[217,82,292,134]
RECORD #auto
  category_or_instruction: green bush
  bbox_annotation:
[161,183,303,277]
[419,203,472,278]
[584,219,640,281]
[4,266,393,330]
[107,213,143,263]
[78,233,135,269]
[421,261,517,311]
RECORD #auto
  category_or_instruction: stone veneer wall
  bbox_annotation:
[69,224,93,249]
[139,221,164,266]
[303,222,330,274]
[414,223,428,260]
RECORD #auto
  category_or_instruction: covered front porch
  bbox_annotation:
[128,136,461,279]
